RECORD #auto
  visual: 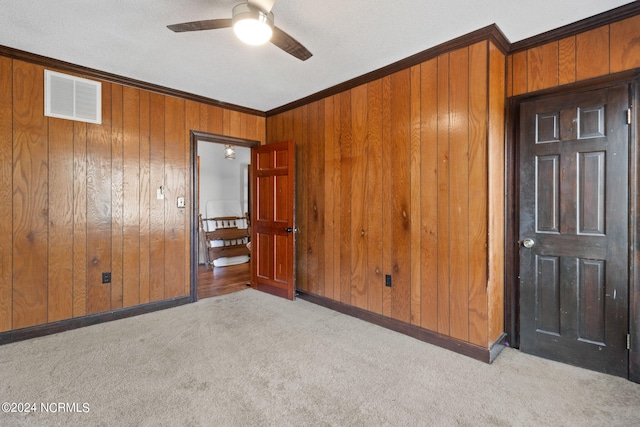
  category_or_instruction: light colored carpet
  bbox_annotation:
[0,288,638,426]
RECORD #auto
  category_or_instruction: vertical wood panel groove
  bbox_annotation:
[48,117,74,322]
[86,82,112,315]
[139,91,151,304]
[111,84,124,310]
[468,42,489,346]
[367,80,383,315]
[123,87,140,308]
[410,65,422,326]
[72,121,87,318]
[164,97,186,299]
[339,92,352,305]
[420,58,439,331]
[12,61,48,329]
[437,53,451,335]
[149,93,165,302]
[449,47,470,341]
[350,85,368,309]
[0,57,13,332]
[390,69,411,323]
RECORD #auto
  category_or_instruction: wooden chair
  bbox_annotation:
[199,213,250,269]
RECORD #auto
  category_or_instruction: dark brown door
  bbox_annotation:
[519,84,630,376]
[251,140,296,300]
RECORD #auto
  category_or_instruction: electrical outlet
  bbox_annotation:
[102,272,111,284]
[385,274,392,287]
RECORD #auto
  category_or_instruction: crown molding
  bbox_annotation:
[0,44,266,117]
[267,24,510,116]
[510,1,640,53]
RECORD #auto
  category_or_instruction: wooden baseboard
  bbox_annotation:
[297,290,505,364]
[0,297,191,346]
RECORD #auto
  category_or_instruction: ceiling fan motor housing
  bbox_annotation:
[232,3,275,45]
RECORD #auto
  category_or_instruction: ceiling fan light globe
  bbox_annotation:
[232,3,274,46]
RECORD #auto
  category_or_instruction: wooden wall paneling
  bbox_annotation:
[207,105,223,136]
[300,106,309,291]
[270,110,282,143]
[199,104,209,136]
[138,91,151,304]
[507,55,513,98]
[526,42,559,93]
[316,100,326,297]
[323,97,336,300]
[110,84,124,309]
[184,100,200,296]
[149,93,165,302]
[246,114,257,142]
[468,42,489,347]
[48,117,74,322]
[331,94,342,300]
[409,65,422,326]
[293,106,308,292]
[284,109,296,142]
[610,14,640,73]
[239,113,247,140]
[448,47,470,341]
[72,121,88,318]
[222,109,231,136]
[366,79,384,315]
[306,101,320,296]
[12,61,48,328]
[257,116,266,145]
[350,84,368,309]
[0,57,13,331]
[382,76,392,317]
[86,82,112,314]
[266,114,277,144]
[339,91,352,305]
[436,54,451,335]
[488,42,506,344]
[558,36,577,86]
[419,58,439,331]
[164,96,186,299]
[229,110,241,137]
[122,87,141,308]
[576,26,610,81]
[390,69,411,323]
[511,51,528,96]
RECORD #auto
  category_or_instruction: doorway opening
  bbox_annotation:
[190,131,259,301]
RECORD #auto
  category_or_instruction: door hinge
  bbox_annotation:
[627,334,631,350]
[627,108,632,125]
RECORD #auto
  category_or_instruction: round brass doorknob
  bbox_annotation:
[522,238,535,248]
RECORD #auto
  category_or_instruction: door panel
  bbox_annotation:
[251,140,295,300]
[519,85,629,377]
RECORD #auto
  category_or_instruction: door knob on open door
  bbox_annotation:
[522,238,535,248]
[285,227,293,233]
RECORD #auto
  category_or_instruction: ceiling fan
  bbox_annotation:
[167,0,312,61]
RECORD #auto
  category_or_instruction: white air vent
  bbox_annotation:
[44,70,101,124]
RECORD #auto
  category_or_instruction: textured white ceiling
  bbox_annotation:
[0,0,633,112]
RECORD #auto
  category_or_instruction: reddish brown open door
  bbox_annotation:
[251,140,296,300]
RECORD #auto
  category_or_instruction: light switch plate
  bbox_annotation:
[177,197,185,208]
[157,188,164,200]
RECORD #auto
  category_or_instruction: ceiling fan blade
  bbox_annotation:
[167,19,232,33]
[248,0,275,13]
[271,27,312,61]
